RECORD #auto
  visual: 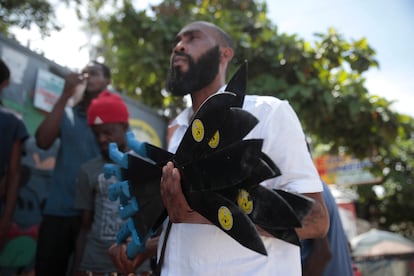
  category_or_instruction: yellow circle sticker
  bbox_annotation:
[218,206,233,231]
[237,189,253,214]
[208,130,220,148]
[191,119,204,142]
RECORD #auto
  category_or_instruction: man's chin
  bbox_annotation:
[172,66,188,76]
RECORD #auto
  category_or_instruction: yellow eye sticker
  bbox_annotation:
[237,189,253,214]
[218,206,233,231]
[191,119,204,142]
[208,130,220,148]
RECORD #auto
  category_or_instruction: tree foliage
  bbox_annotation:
[81,0,414,237]
[373,117,414,237]
[5,0,414,237]
[0,0,62,36]
[84,0,400,155]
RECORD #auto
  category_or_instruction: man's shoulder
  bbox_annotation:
[244,94,284,105]
[0,106,22,121]
[243,94,286,114]
[0,107,28,136]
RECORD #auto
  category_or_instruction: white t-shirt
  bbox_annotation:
[158,93,322,275]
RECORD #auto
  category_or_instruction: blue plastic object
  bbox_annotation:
[107,131,154,259]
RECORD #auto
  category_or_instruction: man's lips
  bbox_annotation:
[173,56,188,67]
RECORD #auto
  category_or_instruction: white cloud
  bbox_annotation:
[365,70,414,117]
[11,5,88,71]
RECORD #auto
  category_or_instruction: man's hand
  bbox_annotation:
[108,243,147,274]
[108,237,159,275]
[160,162,211,224]
[62,73,86,99]
[160,162,192,222]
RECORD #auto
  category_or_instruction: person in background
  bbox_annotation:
[109,21,329,275]
[301,181,354,276]
[72,91,151,276]
[0,59,29,251]
[35,61,111,276]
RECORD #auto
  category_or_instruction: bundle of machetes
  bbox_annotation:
[105,61,314,258]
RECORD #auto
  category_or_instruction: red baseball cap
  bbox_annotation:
[87,90,129,125]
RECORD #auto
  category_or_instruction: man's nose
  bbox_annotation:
[97,133,109,144]
[173,40,187,53]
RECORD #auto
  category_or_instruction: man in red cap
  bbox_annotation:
[86,91,130,160]
[71,91,150,275]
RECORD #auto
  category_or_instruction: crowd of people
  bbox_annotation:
[0,21,360,276]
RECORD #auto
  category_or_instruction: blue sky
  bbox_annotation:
[265,0,414,117]
[12,0,414,116]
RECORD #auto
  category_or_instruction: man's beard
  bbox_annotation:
[166,46,220,96]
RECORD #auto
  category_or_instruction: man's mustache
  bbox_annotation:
[172,52,192,63]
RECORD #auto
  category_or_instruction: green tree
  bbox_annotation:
[82,0,414,237]
[374,116,414,237]
[86,0,399,156]
[0,0,62,36]
[10,0,413,237]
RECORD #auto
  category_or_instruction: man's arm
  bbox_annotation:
[302,237,332,276]
[296,192,330,240]
[159,162,330,237]
[35,73,83,149]
[0,141,23,250]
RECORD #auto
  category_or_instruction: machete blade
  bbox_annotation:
[273,189,314,223]
[194,107,258,159]
[219,184,302,229]
[144,143,174,166]
[180,139,264,192]
[186,190,267,255]
[126,153,163,200]
[224,60,248,107]
[130,194,165,240]
[247,185,303,228]
[235,152,281,187]
[258,227,300,246]
[126,153,167,240]
[174,92,238,164]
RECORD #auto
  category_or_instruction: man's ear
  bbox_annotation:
[221,47,234,62]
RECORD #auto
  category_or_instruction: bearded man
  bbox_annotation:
[109,21,329,276]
